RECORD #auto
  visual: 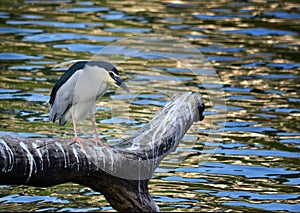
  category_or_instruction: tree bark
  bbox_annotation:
[0,92,205,212]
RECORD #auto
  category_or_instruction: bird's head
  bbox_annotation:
[90,61,130,93]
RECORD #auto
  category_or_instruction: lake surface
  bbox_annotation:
[0,0,299,212]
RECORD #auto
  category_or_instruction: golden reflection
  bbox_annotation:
[0,0,300,212]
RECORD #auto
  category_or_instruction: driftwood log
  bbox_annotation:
[0,92,205,212]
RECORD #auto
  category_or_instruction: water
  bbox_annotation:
[0,0,299,212]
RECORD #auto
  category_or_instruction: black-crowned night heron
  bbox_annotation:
[49,60,130,146]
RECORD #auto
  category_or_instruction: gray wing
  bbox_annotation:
[49,70,82,125]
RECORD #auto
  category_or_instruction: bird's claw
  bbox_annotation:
[89,138,111,147]
[69,136,87,146]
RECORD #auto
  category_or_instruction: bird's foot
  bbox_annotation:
[89,137,111,147]
[69,136,88,146]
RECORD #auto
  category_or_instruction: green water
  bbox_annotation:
[0,0,299,212]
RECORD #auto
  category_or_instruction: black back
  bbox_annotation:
[49,60,119,106]
[49,61,88,106]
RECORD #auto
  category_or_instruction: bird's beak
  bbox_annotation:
[112,75,130,93]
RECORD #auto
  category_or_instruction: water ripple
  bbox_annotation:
[23,33,122,43]
[53,43,105,54]
[223,201,300,212]
[0,194,69,204]
[7,20,102,29]
[263,11,300,19]
[220,27,297,36]
[177,162,299,178]
[58,7,109,13]
[0,52,43,60]
[0,27,42,34]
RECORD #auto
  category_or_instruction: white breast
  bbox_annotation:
[72,65,109,120]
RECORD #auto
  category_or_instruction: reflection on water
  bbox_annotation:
[0,0,299,212]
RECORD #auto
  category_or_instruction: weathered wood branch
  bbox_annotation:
[0,92,205,212]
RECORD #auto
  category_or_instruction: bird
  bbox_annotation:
[49,60,130,146]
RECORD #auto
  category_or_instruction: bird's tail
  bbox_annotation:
[49,110,67,126]
[49,108,57,123]
[58,117,67,126]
